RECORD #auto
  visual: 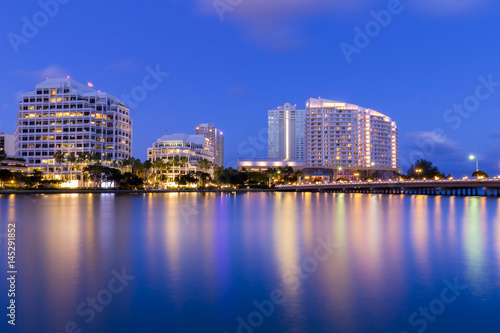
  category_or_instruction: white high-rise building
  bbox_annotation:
[306,98,398,169]
[268,103,306,161]
[14,78,133,174]
[147,133,214,183]
[195,123,224,167]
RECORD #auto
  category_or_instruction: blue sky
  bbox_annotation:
[1,0,499,176]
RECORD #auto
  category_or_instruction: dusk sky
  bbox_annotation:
[1,0,500,176]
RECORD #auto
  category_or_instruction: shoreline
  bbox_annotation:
[0,188,271,195]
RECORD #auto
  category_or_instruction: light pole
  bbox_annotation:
[469,155,479,172]
[415,168,422,180]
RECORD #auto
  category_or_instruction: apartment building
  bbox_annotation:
[14,78,132,176]
[268,103,306,161]
[195,123,224,167]
[147,133,214,183]
[305,98,398,169]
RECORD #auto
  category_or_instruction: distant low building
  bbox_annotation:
[147,133,214,183]
[0,158,27,172]
[0,131,15,157]
[238,158,401,181]
[237,158,307,172]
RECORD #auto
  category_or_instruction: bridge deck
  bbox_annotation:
[276,179,500,196]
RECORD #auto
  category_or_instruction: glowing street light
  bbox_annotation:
[469,155,479,172]
[415,168,423,180]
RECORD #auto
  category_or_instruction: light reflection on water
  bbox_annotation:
[0,193,499,333]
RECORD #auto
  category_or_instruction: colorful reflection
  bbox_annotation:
[0,193,499,332]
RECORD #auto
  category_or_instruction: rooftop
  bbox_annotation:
[156,133,207,145]
[22,78,126,106]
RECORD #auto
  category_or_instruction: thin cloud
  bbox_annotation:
[406,131,461,151]
[226,85,248,96]
[409,0,494,16]
[12,65,68,80]
[106,59,140,72]
[196,0,496,50]
[403,131,464,169]
[196,0,372,51]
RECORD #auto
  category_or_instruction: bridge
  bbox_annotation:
[276,179,500,197]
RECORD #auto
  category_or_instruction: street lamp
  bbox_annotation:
[469,155,479,172]
[354,172,360,182]
[415,168,422,180]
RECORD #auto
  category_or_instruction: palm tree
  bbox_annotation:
[67,152,77,181]
[213,165,224,188]
[91,153,101,165]
[172,156,181,181]
[294,170,304,184]
[104,154,112,167]
[165,160,173,184]
[143,159,153,183]
[195,171,211,188]
[265,168,277,186]
[180,156,189,177]
[197,158,214,184]
[132,158,143,177]
[77,152,89,165]
[77,152,90,187]
[54,150,65,180]
[198,158,212,172]
[152,159,164,184]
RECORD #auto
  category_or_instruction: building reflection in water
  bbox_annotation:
[2,193,500,332]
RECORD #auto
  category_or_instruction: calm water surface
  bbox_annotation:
[1,193,500,333]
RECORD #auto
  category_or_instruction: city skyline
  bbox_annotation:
[1,0,500,176]
[3,76,495,176]
[2,3,500,333]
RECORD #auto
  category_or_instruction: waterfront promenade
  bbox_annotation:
[1,179,500,196]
